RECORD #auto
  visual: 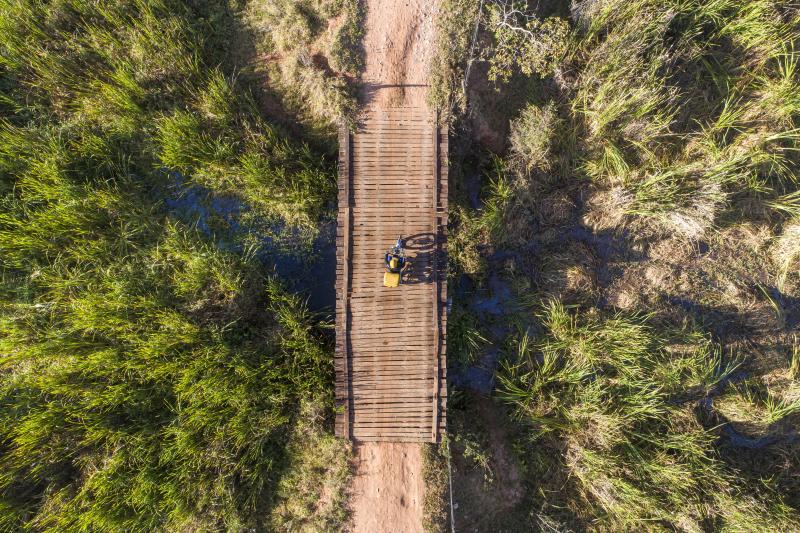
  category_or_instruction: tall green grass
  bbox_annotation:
[0,0,344,529]
[448,159,512,280]
[0,142,336,527]
[498,301,799,530]
[448,304,488,365]
[156,70,335,230]
[0,0,335,241]
[484,0,800,238]
[573,0,800,237]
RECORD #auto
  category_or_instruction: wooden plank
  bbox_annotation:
[345,367,440,375]
[351,418,434,425]
[351,436,436,443]
[349,378,435,387]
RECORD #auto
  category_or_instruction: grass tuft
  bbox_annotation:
[498,301,798,530]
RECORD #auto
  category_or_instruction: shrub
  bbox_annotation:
[269,399,350,531]
[508,101,560,172]
[421,441,450,533]
[0,196,337,529]
[156,72,335,233]
[1,0,337,240]
[456,0,800,238]
[485,1,570,83]
[448,163,512,280]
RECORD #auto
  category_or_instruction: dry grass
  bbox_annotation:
[241,0,363,127]
[270,399,352,532]
[428,0,482,115]
[771,219,800,290]
[421,442,450,533]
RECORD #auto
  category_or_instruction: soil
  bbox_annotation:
[451,395,525,532]
[359,0,437,110]
[347,1,439,532]
[349,443,426,532]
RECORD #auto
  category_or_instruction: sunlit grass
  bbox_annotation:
[0,0,346,529]
[566,0,800,236]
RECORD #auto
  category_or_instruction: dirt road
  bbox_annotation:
[360,0,437,110]
[347,1,439,532]
[350,443,425,532]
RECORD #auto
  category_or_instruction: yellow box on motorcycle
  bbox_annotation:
[383,271,401,287]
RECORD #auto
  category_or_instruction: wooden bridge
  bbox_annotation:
[335,105,448,442]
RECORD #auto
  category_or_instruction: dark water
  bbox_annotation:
[722,425,779,449]
[163,173,336,313]
[300,222,337,313]
[164,176,244,239]
[471,272,514,316]
[450,269,518,394]
[450,347,501,394]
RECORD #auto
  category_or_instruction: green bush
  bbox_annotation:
[447,304,488,365]
[443,0,800,528]
[448,162,512,280]
[0,113,340,530]
[421,441,450,533]
[0,0,336,240]
[485,2,569,84]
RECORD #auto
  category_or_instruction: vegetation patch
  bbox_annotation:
[428,0,481,115]
[0,0,350,529]
[242,0,364,129]
[443,0,800,529]
[499,302,797,530]
[421,442,450,533]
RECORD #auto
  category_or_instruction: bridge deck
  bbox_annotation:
[335,106,447,442]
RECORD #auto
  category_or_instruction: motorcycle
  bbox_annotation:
[383,236,408,287]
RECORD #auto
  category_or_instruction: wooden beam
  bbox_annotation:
[340,124,352,439]
[431,114,441,443]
